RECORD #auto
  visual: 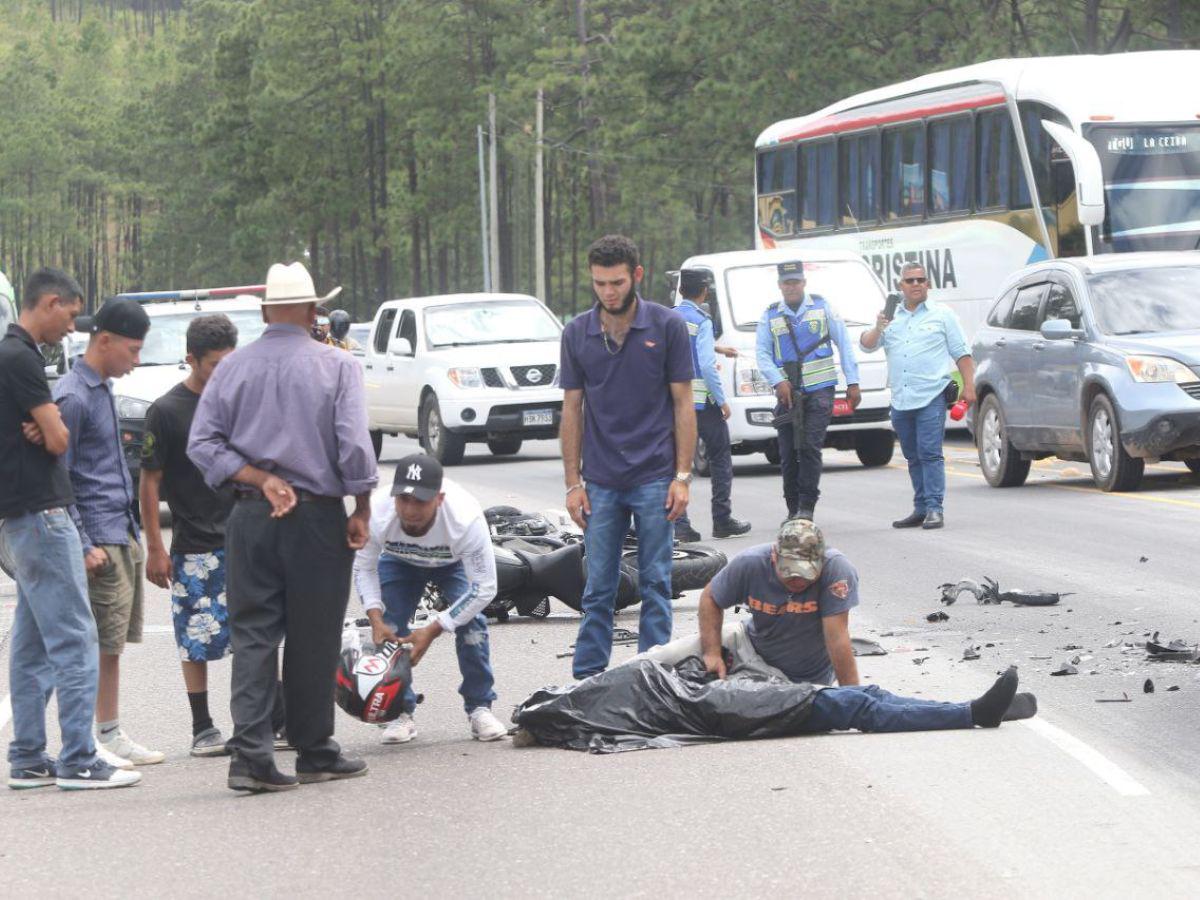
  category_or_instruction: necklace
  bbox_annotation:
[601,327,621,356]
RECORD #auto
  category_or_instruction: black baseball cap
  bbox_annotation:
[391,454,444,501]
[777,260,805,281]
[82,298,151,341]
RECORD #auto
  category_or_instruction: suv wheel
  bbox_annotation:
[693,437,711,478]
[1087,394,1143,491]
[763,441,781,466]
[420,394,466,466]
[487,437,522,456]
[855,431,894,467]
[977,394,1030,487]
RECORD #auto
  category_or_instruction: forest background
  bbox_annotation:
[0,0,1196,318]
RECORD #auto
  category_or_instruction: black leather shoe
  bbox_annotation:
[712,517,751,538]
[227,755,299,793]
[922,510,945,529]
[295,754,369,784]
[674,522,702,543]
[892,511,925,529]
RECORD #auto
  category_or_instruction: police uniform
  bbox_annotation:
[673,270,749,540]
[754,260,859,519]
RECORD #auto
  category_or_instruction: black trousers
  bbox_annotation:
[775,385,835,516]
[225,498,353,767]
[677,403,733,528]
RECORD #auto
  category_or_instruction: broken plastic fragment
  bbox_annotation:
[1095,693,1132,703]
[851,637,888,657]
[1167,685,1180,692]
[962,646,981,661]
[926,611,950,623]
[1051,663,1078,676]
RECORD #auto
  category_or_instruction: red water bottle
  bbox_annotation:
[949,399,969,421]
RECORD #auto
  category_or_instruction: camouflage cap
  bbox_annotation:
[774,517,825,581]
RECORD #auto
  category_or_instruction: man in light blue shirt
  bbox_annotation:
[673,270,750,541]
[860,261,975,530]
[755,260,860,520]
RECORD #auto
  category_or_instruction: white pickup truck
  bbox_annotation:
[363,292,564,465]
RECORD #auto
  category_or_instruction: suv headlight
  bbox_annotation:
[447,367,484,389]
[1124,355,1199,384]
[734,362,773,396]
[115,396,152,419]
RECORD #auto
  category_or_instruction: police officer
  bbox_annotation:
[673,270,750,542]
[755,260,861,520]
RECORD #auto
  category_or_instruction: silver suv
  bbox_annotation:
[971,252,1200,492]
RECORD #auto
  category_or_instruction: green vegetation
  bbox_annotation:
[0,0,1195,318]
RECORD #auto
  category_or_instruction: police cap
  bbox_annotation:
[678,269,708,299]
[777,260,805,281]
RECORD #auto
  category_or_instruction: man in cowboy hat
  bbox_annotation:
[189,261,379,793]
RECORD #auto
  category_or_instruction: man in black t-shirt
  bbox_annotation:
[1,268,140,791]
[139,315,239,757]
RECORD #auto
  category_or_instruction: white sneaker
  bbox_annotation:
[381,713,417,745]
[468,707,507,742]
[98,729,165,766]
[95,741,134,771]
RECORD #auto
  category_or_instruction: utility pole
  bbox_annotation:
[476,124,492,292]
[535,87,546,304]
[488,93,501,293]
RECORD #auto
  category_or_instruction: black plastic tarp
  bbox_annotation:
[512,657,820,753]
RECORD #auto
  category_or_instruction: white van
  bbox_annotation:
[674,249,894,469]
[363,292,563,465]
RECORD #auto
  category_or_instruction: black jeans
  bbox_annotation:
[775,385,835,516]
[225,498,353,768]
[677,403,732,528]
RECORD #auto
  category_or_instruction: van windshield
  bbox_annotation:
[424,300,561,348]
[1088,266,1200,335]
[724,261,884,330]
[139,310,268,365]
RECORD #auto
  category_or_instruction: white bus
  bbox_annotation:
[753,51,1200,338]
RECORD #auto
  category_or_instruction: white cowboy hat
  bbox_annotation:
[262,261,343,306]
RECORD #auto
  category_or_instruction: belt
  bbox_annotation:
[235,488,342,505]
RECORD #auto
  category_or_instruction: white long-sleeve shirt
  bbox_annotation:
[353,479,497,633]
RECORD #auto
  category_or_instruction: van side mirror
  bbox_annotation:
[1040,318,1084,341]
[387,336,413,357]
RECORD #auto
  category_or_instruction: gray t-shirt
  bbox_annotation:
[710,544,859,684]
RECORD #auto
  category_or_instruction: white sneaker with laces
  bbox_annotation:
[95,742,134,771]
[468,707,507,742]
[99,729,165,766]
[381,713,417,745]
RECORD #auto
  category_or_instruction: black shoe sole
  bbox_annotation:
[893,521,924,529]
[712,526,752,538]
[228,775,298,793]
[295,766,369,784]
[922,521,944,530]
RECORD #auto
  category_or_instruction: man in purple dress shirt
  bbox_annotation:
[189,262,379,793]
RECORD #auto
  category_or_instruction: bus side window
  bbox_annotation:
[800,140,836,230]
[977,109,1015,211]
[839,132,879,227]
[883,124,925,220]
[757,148,798,236]
[929,115,972,215]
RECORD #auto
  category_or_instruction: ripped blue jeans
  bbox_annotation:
[377,557,497,714]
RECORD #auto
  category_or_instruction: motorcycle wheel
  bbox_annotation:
[669,544,728,594]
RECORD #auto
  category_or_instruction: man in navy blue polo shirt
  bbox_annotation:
[560,234,697,678]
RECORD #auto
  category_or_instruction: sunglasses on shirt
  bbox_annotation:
[902,277,928,285]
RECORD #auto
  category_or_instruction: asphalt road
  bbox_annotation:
[5,432,1200,897]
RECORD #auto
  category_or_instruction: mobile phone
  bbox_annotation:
[883,292,900,321]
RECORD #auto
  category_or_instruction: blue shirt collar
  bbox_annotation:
[74,359,106,389]
[774,294,812,316]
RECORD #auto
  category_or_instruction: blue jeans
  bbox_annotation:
[890,396,947,514]
[377,557,497,714]
[574,478,674,679]
[1,509,99,771]
[805,685,972,732]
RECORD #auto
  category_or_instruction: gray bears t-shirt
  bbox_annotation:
[709,543,859,685]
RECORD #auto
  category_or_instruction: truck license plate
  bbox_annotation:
[523,409,554,427]
[832,398,852,417]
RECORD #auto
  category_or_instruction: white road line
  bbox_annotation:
[1022,717,1150,797]
[0,694,11,735]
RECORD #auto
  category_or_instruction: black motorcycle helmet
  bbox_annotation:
[329,309,352,342]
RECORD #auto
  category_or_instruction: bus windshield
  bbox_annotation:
[139,310,268,365]
[424,300,561,348]
[724,260,883,331]
[1089,124,1200,253]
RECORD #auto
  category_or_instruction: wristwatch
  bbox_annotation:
[674,471,693,485]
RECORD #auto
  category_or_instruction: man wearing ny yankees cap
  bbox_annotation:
[352,454,507,745]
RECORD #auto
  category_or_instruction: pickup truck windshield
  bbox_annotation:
[424,300,561,348]
[1088,266,1200,335]
[725,260,884,330]
[139,310,268,365]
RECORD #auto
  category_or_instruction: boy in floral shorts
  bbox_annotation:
[139,315,239,756]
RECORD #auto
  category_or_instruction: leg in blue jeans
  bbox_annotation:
[429,563,497,713]
[378,557,431,714]
[914,397,947,514]
[804,684,972,733]
[628,479,673,654]
[573,484,627,679]
[3,510,99,771]
[890,405,926,514]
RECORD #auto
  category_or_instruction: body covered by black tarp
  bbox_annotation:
[512,657,821,753]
